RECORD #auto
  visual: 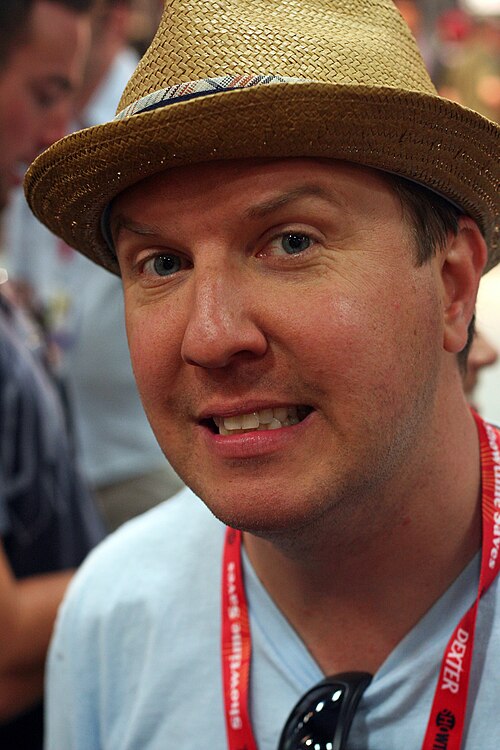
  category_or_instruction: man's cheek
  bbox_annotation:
[127,331,167,410]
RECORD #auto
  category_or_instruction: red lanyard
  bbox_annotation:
[221,412,500,750]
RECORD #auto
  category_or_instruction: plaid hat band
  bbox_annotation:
[115,75,307,119]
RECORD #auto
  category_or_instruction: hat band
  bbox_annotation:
[115,74,307,120]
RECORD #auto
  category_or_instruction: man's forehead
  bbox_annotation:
[112,157,389,211]
[111,183,342,242]
[109,157,400,248]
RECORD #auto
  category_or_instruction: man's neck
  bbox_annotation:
[243,399,482,675]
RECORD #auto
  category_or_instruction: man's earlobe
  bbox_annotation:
[441,217,487,354]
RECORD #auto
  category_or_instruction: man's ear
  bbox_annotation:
[440,217,487,354]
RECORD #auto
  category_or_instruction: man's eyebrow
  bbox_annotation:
[110,215,164,241]
[110,185,343,239]
[41,74,73,93]
[245,185,343,219]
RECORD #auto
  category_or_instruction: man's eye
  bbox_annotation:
[31,85,61,110]
[144,254,182,277]
[282,234,312,254]
[268,233,314,256]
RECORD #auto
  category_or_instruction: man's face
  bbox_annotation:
[0,0,91,207]
[112,158,448,536]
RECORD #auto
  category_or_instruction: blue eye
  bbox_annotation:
[281,233,312,254]
[146,254,182,276]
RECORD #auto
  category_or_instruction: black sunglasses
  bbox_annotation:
[277,671,372,750]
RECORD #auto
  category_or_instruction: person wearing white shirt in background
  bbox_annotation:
[0,2,105,747]
[5,0,184,532]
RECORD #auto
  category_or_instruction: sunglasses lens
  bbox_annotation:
[280,685,346,749]
[278,672,372,750]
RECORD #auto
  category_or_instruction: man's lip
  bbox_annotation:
[196,409,316,458]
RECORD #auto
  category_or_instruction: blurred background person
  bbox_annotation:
[127,0,163,55]
[74,0,140,124]
[0,0,90,208]
[5,0,184,533]
[474,265,500,422]
[0,1,105,748]
[463,329,499,407]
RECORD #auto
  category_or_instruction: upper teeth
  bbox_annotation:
[215,406,301,435]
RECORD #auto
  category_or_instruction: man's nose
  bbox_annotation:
[180,270,268,369]
[38,100,73,151]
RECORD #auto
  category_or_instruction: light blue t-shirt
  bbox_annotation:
[45,488,500,750]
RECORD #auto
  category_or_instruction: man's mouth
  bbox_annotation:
[204,405,313,435]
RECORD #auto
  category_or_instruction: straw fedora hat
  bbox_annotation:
[25,0,499,276]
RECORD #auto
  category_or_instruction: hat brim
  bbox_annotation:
[25,82,500,275]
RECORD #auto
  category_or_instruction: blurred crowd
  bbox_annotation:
[396,1,500,123]
[395,0,500,423]
[0,0,499,747]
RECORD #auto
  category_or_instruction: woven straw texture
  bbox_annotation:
[25,0,499,275]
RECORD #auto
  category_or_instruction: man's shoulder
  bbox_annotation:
[61,487,225,618]
[79,485,223,571]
